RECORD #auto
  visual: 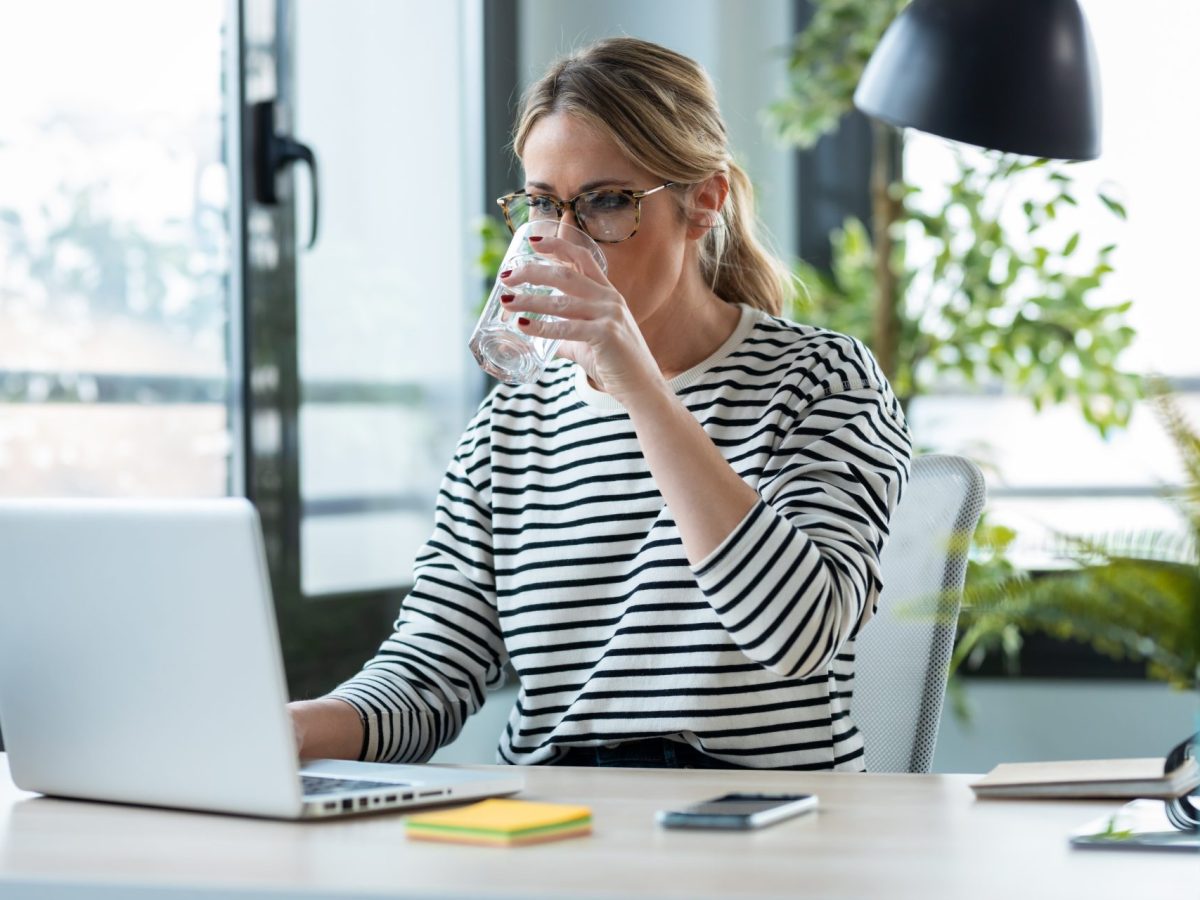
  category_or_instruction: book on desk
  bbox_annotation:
[971,733,1199,853]
[969,754,1199,800]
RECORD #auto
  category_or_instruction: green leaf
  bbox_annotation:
[765,2,1141,445]
[1099,194,1128,220]
[767,0,909,148]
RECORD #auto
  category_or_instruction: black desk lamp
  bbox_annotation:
[853,0,1102,161]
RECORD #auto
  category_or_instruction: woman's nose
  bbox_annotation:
[561,206,583,232]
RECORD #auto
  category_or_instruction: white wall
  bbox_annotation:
[933,679,1197,774]
[431,682,519,764]
[291,0,481,595]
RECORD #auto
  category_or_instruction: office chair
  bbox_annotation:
[853,454,987,773]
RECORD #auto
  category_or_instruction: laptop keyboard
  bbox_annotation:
[301,774,411,797]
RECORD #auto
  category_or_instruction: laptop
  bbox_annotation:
[0,497,523,820]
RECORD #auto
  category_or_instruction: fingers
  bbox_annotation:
[496,241,619,348]
[499,255,611,321]
[529,233,607,282]
[499,289,589,320]
[500,257,604,304]
[512,312,595,344]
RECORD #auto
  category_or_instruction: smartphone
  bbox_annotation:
[656,792,818,830]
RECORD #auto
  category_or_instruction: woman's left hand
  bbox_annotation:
[499,236,667,405]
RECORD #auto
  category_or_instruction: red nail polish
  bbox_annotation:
[499,269,512,278]
[500,294,514,304]
[517,317,530,326]
[528,236,543,243]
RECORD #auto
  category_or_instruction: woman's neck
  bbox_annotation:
[638,282,742,382]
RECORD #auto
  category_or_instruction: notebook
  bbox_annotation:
[970,753,1200,800]
[0,498,524,820]
[406,798,593,846]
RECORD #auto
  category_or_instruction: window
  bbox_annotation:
[0,1,236,498]
[290,0,482,596]
[903,0,1200,567]
[0,0,486,698]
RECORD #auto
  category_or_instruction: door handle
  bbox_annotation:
[252,100,320,250]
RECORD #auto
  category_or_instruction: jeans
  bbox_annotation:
[551,737,752,770]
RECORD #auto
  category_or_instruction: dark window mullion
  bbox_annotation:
[237,0,412,699]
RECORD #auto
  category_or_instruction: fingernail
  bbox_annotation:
[517,317,530,326]
[528,236,543,243]
[500,294,514,304]
[499,269,512,278]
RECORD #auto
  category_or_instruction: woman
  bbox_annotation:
[290,36,911,771]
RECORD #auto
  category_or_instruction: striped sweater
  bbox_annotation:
[330,304,912,770]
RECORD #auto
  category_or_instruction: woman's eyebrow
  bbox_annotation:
[526,178,635,194]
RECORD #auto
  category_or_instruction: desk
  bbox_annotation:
[0,754,1190,899]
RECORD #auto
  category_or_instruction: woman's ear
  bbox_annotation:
[685,173,729,240]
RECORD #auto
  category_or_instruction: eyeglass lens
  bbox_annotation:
[507,191,639,243]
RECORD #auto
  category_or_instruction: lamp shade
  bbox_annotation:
[853,0,1102,160]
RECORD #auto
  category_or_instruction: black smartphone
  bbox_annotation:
[655,792,818,830]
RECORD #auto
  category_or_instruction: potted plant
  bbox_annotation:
[953,389,1200,693]
[767,0,1145,613]
[767,0,1141,431]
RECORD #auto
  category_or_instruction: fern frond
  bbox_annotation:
[1152,387,1200,502]
[956,559,1200,689]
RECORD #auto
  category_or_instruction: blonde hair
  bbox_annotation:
[513,37,793,317]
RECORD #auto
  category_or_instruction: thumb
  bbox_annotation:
[554,341,583,366]
[289,710,306,758]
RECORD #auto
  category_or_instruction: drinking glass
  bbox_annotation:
[469,219,607,385]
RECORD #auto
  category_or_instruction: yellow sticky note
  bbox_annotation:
[406,798,592,846]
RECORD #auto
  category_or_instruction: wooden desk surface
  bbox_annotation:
[0,754,1191,899]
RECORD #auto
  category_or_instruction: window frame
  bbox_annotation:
[237,0,505,698]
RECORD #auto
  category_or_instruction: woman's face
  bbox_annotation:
[519,112,692,323]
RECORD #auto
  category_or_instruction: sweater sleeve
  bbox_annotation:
[691,382,911,679]
[326,399,505,763]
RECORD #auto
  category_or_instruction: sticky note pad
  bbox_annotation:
[405,798,593,847]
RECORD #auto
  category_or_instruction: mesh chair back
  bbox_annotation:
[853,454,986,773]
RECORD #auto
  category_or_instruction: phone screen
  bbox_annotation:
[682,795,805,817]
[657,792,818,829]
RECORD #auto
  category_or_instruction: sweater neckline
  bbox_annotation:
[572,303,758,412]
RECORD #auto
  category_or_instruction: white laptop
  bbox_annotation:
[0,497,523,820]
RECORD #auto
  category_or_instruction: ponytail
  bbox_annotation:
[699,162,793,317]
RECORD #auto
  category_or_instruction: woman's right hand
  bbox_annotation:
[288,705,308,757]
[499,239,668,407]
[287,698,365,761]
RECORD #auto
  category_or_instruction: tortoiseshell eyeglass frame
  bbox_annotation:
[495,182,676,244]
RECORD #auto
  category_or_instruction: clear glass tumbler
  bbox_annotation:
[469,219,607,385]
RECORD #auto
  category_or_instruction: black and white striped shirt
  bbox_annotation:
[330,304,911,770]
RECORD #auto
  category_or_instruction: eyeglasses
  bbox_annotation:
[496,183,676,244]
